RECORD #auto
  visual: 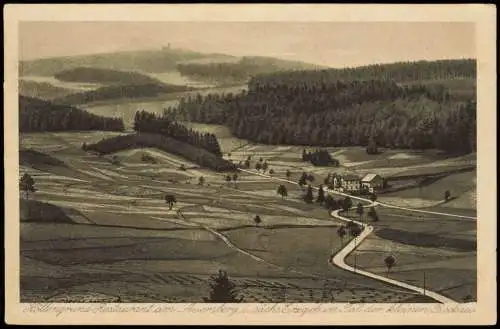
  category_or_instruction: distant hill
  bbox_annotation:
[19,48,325,85]
[52,82,192,106]
[19,48,238,76]
[53,67,164,85]
[19,80,75,100]
[176,56,324,84]
[250,59,476,86]
[19,96,124,132]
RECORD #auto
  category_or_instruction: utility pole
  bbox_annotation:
[353,236,357,273]
[423,271,426,296]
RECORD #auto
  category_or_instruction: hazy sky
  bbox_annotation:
[19,22,475,67]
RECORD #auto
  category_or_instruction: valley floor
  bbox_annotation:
[19,131,476,303]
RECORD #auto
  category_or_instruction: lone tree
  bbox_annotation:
[356,202,364,219]
[262,161,269,173]
[112,155,121,166]
[254,215,262,226]
[306,174,315,183]
[203,270,243,303]
[286,169,292,180]
[337,226,347,246]
[255,162,262,172]
[324,195,335,210]
[198,176,205,186]
[302,149,308,161]
[225,174,232,187]
[244,159,251,168]
[232,172,238,188]
[277,184,288,199]
[368,206,379,222]
[350,224,362,238]
[444,190,451,202]
[324,174,331,186]
[298,172,308,187]
[20,173,36,199]
[316,185,325,204]
[269,168,275,175]
[82,142,88,151]
[366,136,378,155]
[342,196,353,214]
[165,194,177,210]
[304,185,314,204]
[384,255,396,275]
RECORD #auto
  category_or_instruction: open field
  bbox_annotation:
[20,131,449,303]
[342,207,476,302]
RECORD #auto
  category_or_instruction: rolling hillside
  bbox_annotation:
[19,48,223,76]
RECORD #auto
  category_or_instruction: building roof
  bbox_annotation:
[342,174,360,181]
[361,173,381,182]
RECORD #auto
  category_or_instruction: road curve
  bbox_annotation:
[237,168,477,220]
[330,209,457,304]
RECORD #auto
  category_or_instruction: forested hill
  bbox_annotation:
[165,59,477,155]
[176,56,324,84]
[52,83,192,106]
[249,59,476,87]
[53,67,163,85]
[19,96,125,132]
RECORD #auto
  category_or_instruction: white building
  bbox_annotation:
[361,173,384,193]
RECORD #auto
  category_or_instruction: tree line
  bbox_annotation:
[248,59,476,88]
[53,83,191,106]
[133,110,223,157]
[19,96,125,132]
[164,78,476,155]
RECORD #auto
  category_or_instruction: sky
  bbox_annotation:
[19,22,475,67]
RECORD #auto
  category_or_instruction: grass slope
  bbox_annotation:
[20,199,75,224]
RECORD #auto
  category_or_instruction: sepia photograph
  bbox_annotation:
[4,4,496,326]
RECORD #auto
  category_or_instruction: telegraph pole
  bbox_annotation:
[423,271,426,296]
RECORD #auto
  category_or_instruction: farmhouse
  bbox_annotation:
[361,173,384,193]
[339,174,361,192]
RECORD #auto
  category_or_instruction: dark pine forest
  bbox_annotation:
[164,59,477,155]
[19,96,125,132]
[133,110,223,157]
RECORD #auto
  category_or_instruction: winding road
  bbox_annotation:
[238,168,477,220]
[330,209,457,304]
[237,167,474,303]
